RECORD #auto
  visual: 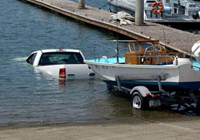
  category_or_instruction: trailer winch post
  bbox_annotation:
[157,75,165,93]
[115,76,121,91]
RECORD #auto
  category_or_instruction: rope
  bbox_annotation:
[98,0,114,10]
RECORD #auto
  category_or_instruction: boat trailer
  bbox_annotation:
[111,74,200,112]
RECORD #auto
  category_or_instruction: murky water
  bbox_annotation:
[0,0,199,128]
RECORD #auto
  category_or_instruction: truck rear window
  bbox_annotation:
[39,52,84,66]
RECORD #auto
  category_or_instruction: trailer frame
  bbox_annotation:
[111,74,200,111]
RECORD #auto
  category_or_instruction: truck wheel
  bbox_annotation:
[131,92,147,110]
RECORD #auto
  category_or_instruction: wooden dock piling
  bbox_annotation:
[78,0,85,9]
[135,0,144,26]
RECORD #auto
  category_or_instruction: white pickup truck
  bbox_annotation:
[26,49,95,79]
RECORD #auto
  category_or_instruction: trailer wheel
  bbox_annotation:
[195,102,200,114]
[132,92,148,110]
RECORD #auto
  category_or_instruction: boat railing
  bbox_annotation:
[143,46,167,56]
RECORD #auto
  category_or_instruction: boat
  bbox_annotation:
[108,0,200,26]
[85,40,200,92]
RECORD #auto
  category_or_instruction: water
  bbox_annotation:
[0,0,199,128]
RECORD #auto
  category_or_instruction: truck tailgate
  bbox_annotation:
[36,64,94,79]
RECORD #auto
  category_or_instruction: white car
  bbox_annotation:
[26,49,95,79]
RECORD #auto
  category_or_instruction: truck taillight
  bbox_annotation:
[59,68,66,79]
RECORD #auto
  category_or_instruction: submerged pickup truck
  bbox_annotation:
[26,49,95,79]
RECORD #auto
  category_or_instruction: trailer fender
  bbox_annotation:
[130,86,151,98]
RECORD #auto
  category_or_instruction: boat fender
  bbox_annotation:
[199,11,200,19]
[151,2,164,14]
[192,40,200,63]
[192,11,200,19]
[130,86,152,98]
[163,6,171,14]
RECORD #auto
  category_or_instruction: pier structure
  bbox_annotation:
[19,0,200,55]
[135,0,144,26]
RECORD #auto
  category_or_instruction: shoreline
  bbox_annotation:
[1,114,199,130]
[1,118,200,140]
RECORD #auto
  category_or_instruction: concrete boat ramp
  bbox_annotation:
[19,0,200,55]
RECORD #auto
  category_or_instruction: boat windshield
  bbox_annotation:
[128,42,162,52]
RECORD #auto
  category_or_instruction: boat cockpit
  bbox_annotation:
[125,40,179,65]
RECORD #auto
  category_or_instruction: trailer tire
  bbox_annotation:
[131,91,148,110]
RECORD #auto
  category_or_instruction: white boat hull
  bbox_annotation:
[85,60,200,91]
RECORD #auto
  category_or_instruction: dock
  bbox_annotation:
[19,0,200,55]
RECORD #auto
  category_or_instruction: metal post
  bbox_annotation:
[117,43,119,64]
[78,0,85,9]
[135,0,144,25]
[115,76,121,91]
